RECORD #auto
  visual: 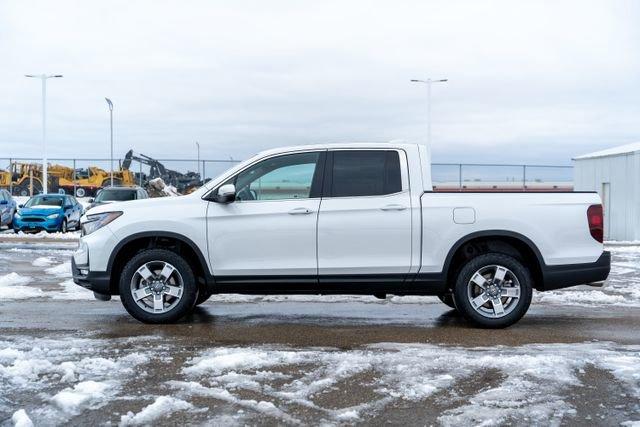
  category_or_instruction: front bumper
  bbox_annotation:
[72,257,112,294]
[540,251,611,291]
[13,216,62,232]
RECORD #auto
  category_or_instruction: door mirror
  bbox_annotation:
[213,184,236,204]
[18,204,23,208]
[88,198,94,203]
[65,205,73,210]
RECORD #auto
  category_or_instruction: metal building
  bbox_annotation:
[574,142,640,241]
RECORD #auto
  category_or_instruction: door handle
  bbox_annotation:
[380,204,407,211]
[288,207,313,215]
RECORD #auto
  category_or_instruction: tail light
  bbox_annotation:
[587,204,603,243]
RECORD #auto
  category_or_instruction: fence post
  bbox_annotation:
[73,159,77,196]
[522,165,527,191]
[9,158,12,195]
[203,161,206,181]
[458,164,463,191]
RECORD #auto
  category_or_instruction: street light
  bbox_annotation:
[195,141,200,176]
[410,78,448,151]
[105,98,114,186]
[25,74,63,194]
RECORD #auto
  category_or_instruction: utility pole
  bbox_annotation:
[105,98,114,186]
[410,78,448,150]
[25,74,63,194]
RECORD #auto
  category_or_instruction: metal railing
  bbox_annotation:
[1,157,573,195]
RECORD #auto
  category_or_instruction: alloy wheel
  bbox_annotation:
[466,264,521,318]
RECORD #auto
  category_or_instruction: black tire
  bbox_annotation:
[437,294,457,309]
[75,187,86,198]
[452,253,533,329]
[59,219,68,233]
[119,249,198,324]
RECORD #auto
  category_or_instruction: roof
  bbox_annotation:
[256,142,422,157]
[574,142,640,160]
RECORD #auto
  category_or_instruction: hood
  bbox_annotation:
[19,205,63,216]
[86,194,191,215]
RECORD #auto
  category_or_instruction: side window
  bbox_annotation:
[230,152,321,201]
[330,150,402,197]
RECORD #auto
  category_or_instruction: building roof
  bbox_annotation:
[574,142,640,160]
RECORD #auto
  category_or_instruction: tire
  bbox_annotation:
[119,249,198,324]
[452,253,533,329]
[437,294,456,309]
[75,188,86,198]
[59,219,68,233]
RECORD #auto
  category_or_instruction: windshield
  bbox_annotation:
[24,196,63,208]
[95,189,137,202]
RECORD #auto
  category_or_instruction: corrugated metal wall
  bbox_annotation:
[574,153,640,241]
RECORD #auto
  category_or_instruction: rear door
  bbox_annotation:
[317,149,412,279]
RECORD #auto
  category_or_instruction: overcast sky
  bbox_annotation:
[1,0,639,166]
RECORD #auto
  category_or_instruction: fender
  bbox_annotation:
[439,229,545,283]
[107,231,211,278]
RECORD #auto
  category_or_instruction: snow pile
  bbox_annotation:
[0,336,157,424]
[45,261,72,278]
[171,342,640,425]
[120,396,193,426]
[32,256,55,267]
[50,279,95,300]
[0,230,80,240]
[11,409,33,427]
[0,272,43,299]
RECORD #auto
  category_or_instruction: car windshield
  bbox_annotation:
[95,189,137,202]
[24,196,63,207]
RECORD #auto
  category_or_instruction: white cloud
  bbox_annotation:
[0,0,639,165]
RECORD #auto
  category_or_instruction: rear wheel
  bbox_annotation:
[119,249,198,323]
[75,187,86,197]
[452,253,532,328]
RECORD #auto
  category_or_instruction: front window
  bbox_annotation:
[95,189,137,202]
[24,196,63,207]
[229,152,321,201]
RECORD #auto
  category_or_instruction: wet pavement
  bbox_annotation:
[0,242,639,425]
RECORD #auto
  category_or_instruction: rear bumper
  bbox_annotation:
[71,257,112,295]
[540,251,611,291]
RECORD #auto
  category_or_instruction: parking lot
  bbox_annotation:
[0,237,639,426]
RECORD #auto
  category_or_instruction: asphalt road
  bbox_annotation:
[0,241,639,425]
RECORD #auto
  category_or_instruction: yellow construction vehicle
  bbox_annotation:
[0,162,60,196]
[59,166,135,197]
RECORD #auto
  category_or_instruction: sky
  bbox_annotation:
[1,0,639,167]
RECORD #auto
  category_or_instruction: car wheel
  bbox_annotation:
[437,294,456,309]
[75,188,86,198]
[119,249,198,324]
[452,253,532,329]
[59,219,68,233]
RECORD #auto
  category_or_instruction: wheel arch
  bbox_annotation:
[107,231,211,294]
[442,230,545,291]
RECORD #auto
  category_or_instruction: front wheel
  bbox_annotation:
[59,219,68,233]
[119,249,198,323]
[452,253,532,329]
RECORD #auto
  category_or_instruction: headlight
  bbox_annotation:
[81,211,122,236]
[14,211,21,219]
[47,213,59,219]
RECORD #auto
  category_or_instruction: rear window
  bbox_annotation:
[95,189,137,202]
[329,150,402,197]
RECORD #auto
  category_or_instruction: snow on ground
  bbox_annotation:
[0,272,43,299]
[0,230,81,239]
[1,335,638,425]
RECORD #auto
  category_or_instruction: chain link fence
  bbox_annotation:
[0,156,573,196]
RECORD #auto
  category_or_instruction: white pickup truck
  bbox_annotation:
[72,143,610,328]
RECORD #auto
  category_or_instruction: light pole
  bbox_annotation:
[195,141,200,176]
[25,74,63,194]
[105,98,114,186]
[410,78,447,150]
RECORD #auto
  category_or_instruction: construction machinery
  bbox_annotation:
[0,161,134,197]
[123,150,203,194]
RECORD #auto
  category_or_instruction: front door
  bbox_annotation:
[317,150,412,279]
[207,151,324,278]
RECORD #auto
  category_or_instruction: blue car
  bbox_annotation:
[0,189,17,228]
[13,194,83,233]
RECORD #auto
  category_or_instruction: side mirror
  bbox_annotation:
[65,205,72,210]
[88,198,94,203]
[18,204,23,208]
[213,184,236,204]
